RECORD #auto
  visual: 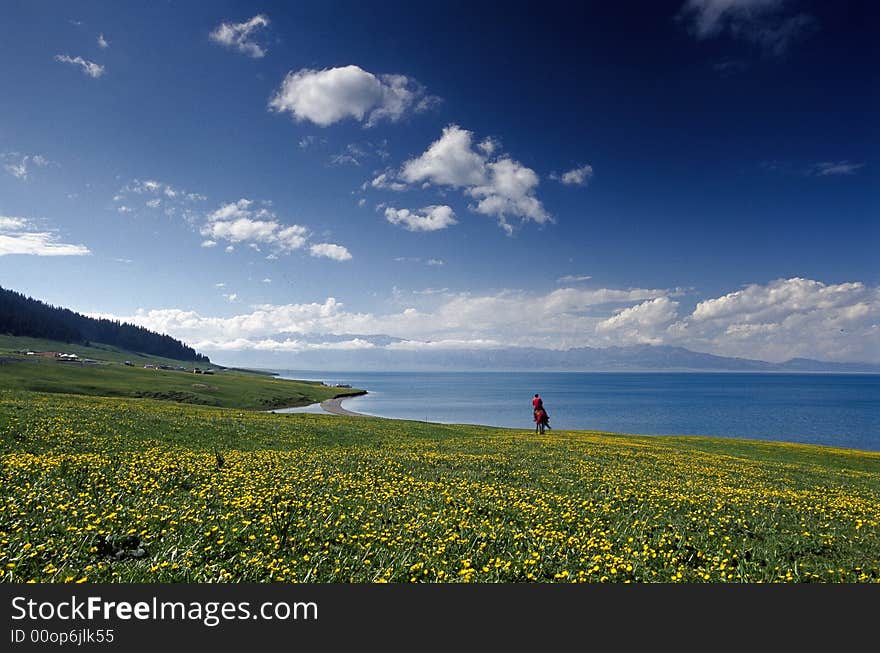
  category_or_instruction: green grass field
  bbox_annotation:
[0,357,352,410]
[0,334,204,368]
[1,389,878,583]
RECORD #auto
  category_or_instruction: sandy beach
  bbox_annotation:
[319,395,370,417]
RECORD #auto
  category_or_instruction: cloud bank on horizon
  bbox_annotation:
[93,277,880,364]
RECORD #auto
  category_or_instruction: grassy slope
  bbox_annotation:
[0,361,351,409]
[1,390,877,583]
[0,335,359,409]
[0,334,201,367]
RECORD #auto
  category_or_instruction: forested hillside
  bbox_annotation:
[0,286,208,362]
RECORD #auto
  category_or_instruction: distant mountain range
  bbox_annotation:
[218,339,880,373]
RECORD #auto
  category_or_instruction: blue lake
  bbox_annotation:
[273,371,880,452]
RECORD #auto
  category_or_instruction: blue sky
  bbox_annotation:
[1,0,877,365]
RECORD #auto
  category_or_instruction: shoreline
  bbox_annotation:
[319,394,371,417]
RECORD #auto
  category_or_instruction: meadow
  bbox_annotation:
[1,389,878,583]
[0,357,349,410]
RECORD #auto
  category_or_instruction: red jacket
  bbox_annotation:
[532,396,543,410]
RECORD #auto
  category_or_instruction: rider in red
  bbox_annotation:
[532,394,547,433]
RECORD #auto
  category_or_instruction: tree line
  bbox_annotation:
[0,286,209,363]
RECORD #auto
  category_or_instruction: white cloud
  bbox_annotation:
[384,205,457,232]
[357,198,367,208]
[401,124,487,188]
[214,282,226,288]
[114,179,206,220]
[371,172,408,191]
[478,137,499,156]
[199,199,310,254]
[201,240,217,248]
[0,215,90,257]
[812,161,865,176]
[223,293,238,303]
[225,245,235,253]
[398,124,549,233]
[427,259,445,267]
[54,54,105,78]
[209,14,270,58]
[557,275,593,284]
[678,0,815,55]
[396,125,553,234]
[467,157,550,232]
[97,33,109,49]
[269,65,433,128]
[668,278,880,362]
[0,217,27,230]
[555,164,594,186]
[89,277,880,363]
[310,243,352,261]
[2,153,50,180]
[98,286,669,353]
[596,297,681,344]
[262,278,272,284]
[3,162,27,179]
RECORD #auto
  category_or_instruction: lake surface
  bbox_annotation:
[273,371,880,452]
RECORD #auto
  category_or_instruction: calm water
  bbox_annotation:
[273,371,880,452]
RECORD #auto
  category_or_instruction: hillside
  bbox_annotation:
[0,286,208,363]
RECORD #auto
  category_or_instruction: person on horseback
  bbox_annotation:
[532,394,551,434]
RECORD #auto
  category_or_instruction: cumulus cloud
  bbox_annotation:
[467,157,550,233]
[202,199,309,253]
[54,54,104,78]
[401,125,488,188]
[384,205,457,232]
[269,65,434,127]
[0,215,90,256]
[668,278,880,362]
[209,14,270,58]
[677,0,816,55]
[554,164,594,186]
[97,33,109,49]
[596,297,681,344]
[310,243,352,261]
[395,124,550,233]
